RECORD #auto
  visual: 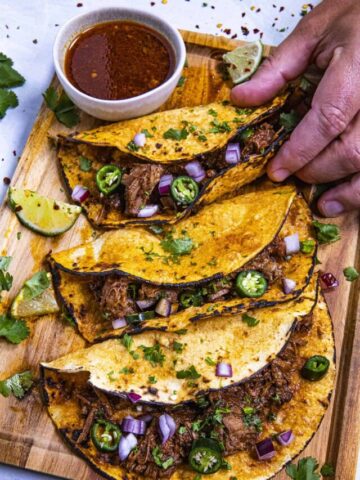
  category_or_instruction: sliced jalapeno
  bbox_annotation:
[180,291,203,308]
[189,438,223,474]
[235,270,267,298]
[171,176,199,205]
[96,165,122,195]
[301,355,330,381]
[125,310,156,325]
[91,419,121,452]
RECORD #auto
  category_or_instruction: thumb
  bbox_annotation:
[318,173,360,217]
[230,22,318,107]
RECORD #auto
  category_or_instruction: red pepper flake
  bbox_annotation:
[76,2,83,7]
[3,177,10,185]
[253,28,259,34]
[223,28,231,35]
[260,32,264,38]
[32,39,38,44]
[150,1,155,4]
[195,25,200,29]
[279,6,285,12]
[256,8,261,12]
[211,5,215,9]
[241,26,249,36]
[231,33,238,39]
[12,150,16,156]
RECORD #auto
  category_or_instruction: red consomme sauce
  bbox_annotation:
[65,20,174,100]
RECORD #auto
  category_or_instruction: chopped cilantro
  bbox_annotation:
[208,108,218,117]
[149,225,164,235]
[235,107,253,115]
[0,314,29,344]
[120,367,134,375]
[140,245,161,262]
[242,406,255,415]
[179,426,186,435]
[286,457,320,480]
[127,140,140,152]
[177,76,186,87]
[22,271,50,300]
[300,239,315,254]
[343,266,359,282]
[313,220,340,245]
[320,464,334,477]
[0,370,33,399]
[198,134,207,142]
[148,375,157,384]
[152,446,174,469]
[279,110,300,132]
[79,156,92,172]
[209,119,231,133]
[122,333,133,351]
[205,356,216,366]
[107,370,117,381]
[243,410,262,432]
[141,128,154,138]
[176,365,201,380]
[173,341,184,353]
[0,89,18,119]
[242,313,259,327]
[163,127,188,141]
[43,87,79,128]
[175,328,188,335]
[141,344,165,366]
[160,233,195,261]
[0,256,12,294]
[240,127,254,141]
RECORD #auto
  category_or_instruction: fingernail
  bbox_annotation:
[321,200,344,217]
[269,168,290,182]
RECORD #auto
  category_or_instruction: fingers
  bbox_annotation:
[296,111,360,183]
[318,172,360,216]
[230,16,319,106]
[267,48,360,182]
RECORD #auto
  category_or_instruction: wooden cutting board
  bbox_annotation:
[0,30,359,480]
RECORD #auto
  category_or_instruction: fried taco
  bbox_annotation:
[49,186,316,342]
[59,93,291,228]
[41,288,335,480]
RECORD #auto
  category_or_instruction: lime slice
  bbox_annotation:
[11,273,59,318]
[223,40,263,84]
[8,187,81,236]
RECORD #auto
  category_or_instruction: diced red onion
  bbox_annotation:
[71,185,89,203]
[137,204,159,218]
[121,417,147,435]
[136,299,156,310]
[112,318,127,329]
[119,433,138,461]
[320,272,339,290]
[158,413,176,444]
[155,298,171,317]
[225,143,241,164]
[255,438,276,461]
[139,414,153,424]
[276,430,295,447]
[284,233,300,255]
[282,278,296,294]
[133,132,146,147]
[185,161,206,182]
[127,392,142,404]
[216,362,233,378]
[158,174,174,196]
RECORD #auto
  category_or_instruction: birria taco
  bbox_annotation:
[49,186,316,342]
[40,286,335,480]
[58,92,291,228]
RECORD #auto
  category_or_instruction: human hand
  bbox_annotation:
[231,0,360,217]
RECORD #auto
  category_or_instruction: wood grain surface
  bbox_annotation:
[0,30,359,480]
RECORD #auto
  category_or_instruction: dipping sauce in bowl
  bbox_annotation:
[64,20,174,100]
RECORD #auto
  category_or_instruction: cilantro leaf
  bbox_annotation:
[0,371,33,399]
[0,53,13,66]
[177,76,186,87]
[0,255,13,294]
[0,61,25,88]
[122,333,133,351]
[163,128,188,140]
[0,89,18,119]
[209,119,231,133]
[79,156,92,172]
[0,314,29,344]
[141,344,165,366]
[0,256,12,270]
[176,365,201,380]
[242,313,259,327]
[286,457,320,480]
[173,341,184,353]
[22,271,50,300]
[280,110,300,132]
[43,87,79,128]
[343,266,359,282]
[313,220,341,245]
[160,234,194,257]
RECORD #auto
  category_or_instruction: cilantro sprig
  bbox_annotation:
[0,371,33,399]
[0,314,29,344]
[43,86,79,128]
[313,220,340,245]
[0,52,24,119]
[0,256,13,296]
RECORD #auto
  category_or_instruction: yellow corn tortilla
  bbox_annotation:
[42,276,317,405]
[50,188,316,342]
[41,290,335,480]
[59,94,289,228]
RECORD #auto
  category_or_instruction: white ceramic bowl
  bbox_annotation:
[53,7,186,121]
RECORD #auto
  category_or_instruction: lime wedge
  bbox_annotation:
[223,40,263,84]
[11,273,59,318]
[8,187,81,236]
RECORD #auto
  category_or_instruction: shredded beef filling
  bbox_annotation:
[242,122,276,157]
[87,238,285,322]
[59,312,311,479]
